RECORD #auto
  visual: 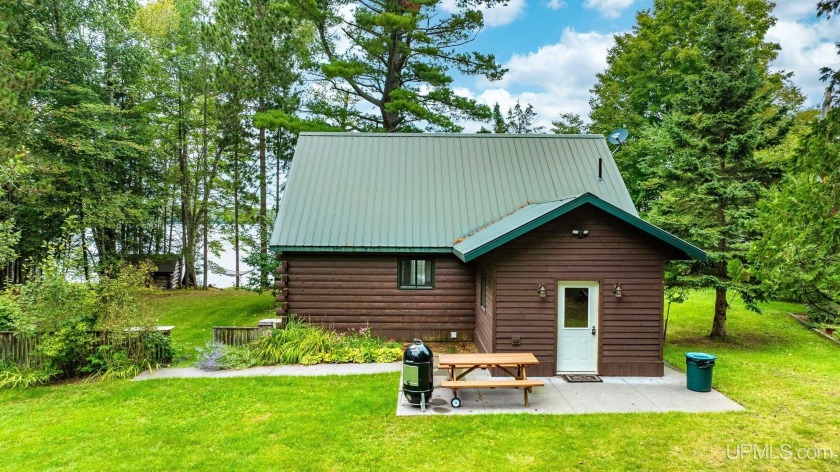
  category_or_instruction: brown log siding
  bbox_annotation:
[278,205,678,376]
[473,261,496,353]
[478,205,671,377]
[281,253,475,341]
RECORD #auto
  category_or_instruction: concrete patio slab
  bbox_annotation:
[133,362,401,380]
[396,366,744,416]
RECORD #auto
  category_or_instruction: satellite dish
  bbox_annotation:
[608,128,628,145]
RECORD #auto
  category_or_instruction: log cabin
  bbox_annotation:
[269,133,706,376]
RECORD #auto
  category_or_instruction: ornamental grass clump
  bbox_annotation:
[250,319,402,366]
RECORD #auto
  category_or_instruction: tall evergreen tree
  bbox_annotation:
[644,1,790,337]
[491,103,507,134]
[589,0,780,208]
[551,113,589,134]
[752,0,840,323]
[2,0,158,282]
[505,101,543,133]
[208,0,307,289]
[290,0,506,132]
[0,1,41,273]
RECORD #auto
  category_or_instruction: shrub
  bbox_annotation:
[806,306,839,325]
[195,342,255,371]
[84,332,174,380]
[0,293,21,331]
[1,257,167,387]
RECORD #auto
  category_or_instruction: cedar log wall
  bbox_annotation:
[474,205,679,377]
[474,261,496,353]
[275,253,475,341]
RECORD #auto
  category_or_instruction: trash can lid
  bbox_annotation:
[685,352,717,361]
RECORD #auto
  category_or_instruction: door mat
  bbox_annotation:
[560,374,602,383]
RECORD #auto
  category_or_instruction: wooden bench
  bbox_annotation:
[441,379,544,407]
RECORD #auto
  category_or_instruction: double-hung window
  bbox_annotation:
[398,259,434,289]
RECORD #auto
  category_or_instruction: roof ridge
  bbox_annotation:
[454,195,583,243]
[530,195,583,205]
[298,132,605,139]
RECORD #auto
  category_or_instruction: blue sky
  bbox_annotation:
[443,0,840,130]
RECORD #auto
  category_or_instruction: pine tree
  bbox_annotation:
[294,0,506,132]
[752,0,840,323]
[589,0,782,208]
[491,103,507,134]
[208,0,307,289]
[505,101,543,133]
[551,113,589,134]
[645,1,790,338]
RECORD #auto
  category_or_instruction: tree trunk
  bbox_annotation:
[258,98,268,289]
[275,130,280,215]
[81,229,90,282]
[79,200,90,281]
[178,104,196,287]
[234,133,241,289]
[711,286,728,338]
[202,91,209,289]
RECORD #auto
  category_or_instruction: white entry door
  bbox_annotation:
[557,282,599,373]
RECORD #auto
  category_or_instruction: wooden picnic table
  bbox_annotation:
[437,353,543,408]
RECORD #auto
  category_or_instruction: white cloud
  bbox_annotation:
[546,0,567,10]
[583,0,635,19]
[461,28,617,131]
[439,0,527,28]
[767,17,840,106]
[772,1,817,21]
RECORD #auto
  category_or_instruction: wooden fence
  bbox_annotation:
[0,332,40,368]
[212,327,261,346]
[0,328,173,367]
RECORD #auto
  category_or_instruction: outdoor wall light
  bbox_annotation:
[612,283,624,298]
[571,229,589,238]
[537,283,547,298]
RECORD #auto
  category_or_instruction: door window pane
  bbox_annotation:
[564,288,589,328]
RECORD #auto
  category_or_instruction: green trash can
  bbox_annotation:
[685,352,717,392]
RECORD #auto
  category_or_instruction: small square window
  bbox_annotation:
[398,259,434,289]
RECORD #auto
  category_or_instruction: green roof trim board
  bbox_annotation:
[270,133,706,261]
[452,193,707,262]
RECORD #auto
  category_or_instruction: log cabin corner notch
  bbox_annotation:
[269,133,706,377]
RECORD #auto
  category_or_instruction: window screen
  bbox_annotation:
[398,259,434,289]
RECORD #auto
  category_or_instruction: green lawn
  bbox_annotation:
[145,289,275,360]
[1,291,839,470]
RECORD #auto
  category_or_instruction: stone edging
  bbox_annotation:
[787,313,840,346]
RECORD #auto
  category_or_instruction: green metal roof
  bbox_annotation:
[452,193,707,262]
[271,133,641,252]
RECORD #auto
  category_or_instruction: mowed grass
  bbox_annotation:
[1,291,839,470]
[145,289,275,360]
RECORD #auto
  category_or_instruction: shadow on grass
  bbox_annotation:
[667,331,793,351]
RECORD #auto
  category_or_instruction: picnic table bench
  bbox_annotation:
[437,353,543,408]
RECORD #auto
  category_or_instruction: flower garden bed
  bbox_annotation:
[195,319,403,371]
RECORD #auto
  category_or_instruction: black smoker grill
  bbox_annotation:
[403,339,434,412]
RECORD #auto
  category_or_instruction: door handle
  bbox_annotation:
[591,326,597,335]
